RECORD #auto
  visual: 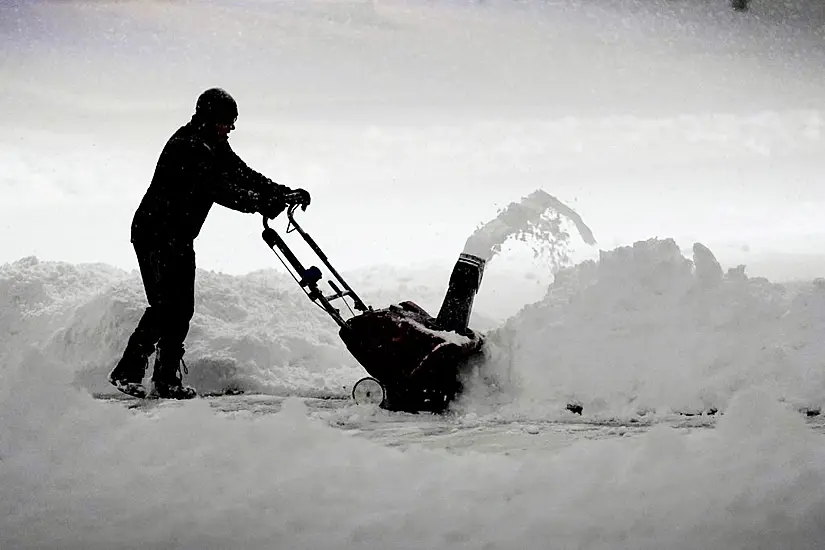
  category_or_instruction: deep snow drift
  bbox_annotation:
[477,239,825,418]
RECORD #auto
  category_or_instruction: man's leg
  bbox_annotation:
[149,243,197,399]
[109,241,164,397]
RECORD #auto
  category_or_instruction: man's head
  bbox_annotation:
[194,88,238,140]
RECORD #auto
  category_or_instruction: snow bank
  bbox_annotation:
[0,256,131,371]
[6,230,825,417]
[477,238,825,419]
[0,255,514,398]
[0,256,368,397]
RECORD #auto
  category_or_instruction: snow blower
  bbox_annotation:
[262,206,487,413]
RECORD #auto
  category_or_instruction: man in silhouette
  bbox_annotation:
[109,88,310,399]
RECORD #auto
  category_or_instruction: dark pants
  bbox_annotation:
[127,239,196,364]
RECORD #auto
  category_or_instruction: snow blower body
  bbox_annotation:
[262,207,486,413]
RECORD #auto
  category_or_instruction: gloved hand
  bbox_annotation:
[259,192,286,219]
[283,188,311,211]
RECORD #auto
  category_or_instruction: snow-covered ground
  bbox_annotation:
[4,0,825,548]
[5,236,825,549]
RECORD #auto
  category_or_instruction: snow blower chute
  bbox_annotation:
[262,206,486,413]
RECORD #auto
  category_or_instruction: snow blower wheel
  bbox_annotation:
[352,377,385,406]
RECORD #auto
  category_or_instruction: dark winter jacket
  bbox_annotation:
[131,120,287,245]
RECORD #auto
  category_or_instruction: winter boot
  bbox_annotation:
[150,347,197,400]
[108,341,154,398]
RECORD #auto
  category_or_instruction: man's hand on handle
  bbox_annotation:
[283,188,311,211]
[258,184,311,219]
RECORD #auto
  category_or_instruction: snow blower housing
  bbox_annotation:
[262,207,486,413]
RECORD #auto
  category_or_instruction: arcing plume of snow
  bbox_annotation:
[462,189,596,271]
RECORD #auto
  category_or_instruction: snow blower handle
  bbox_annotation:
[282,207,369,313]
[261,208,369,326]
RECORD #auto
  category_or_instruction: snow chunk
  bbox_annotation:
[693,242,723,287]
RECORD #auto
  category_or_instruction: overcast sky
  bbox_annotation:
[2,0,824,277]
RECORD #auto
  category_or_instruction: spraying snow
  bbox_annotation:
[462,189,597,269]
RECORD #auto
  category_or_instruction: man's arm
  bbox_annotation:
[209,145,288,214]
